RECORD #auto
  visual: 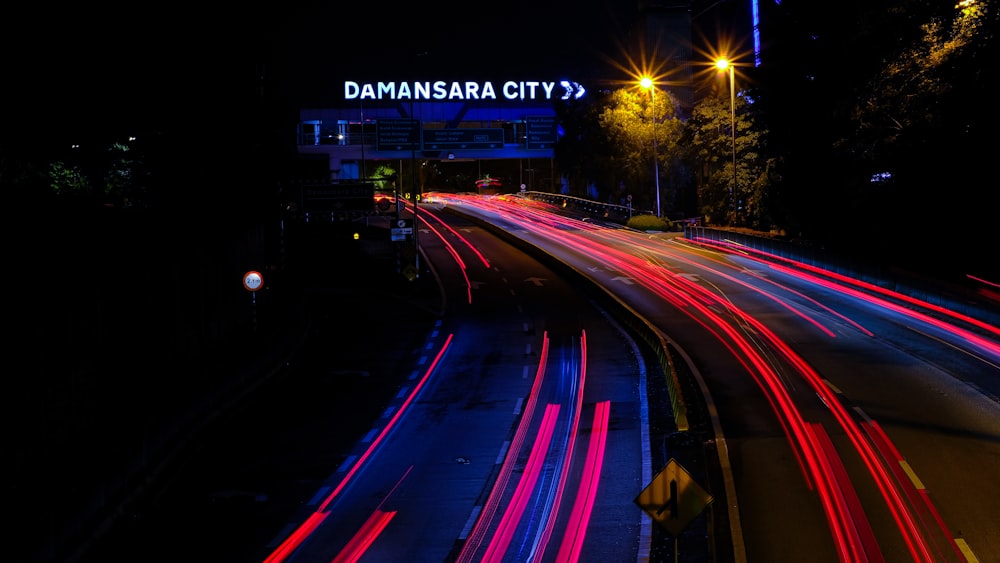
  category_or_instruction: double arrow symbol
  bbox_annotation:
[560,80,586,100]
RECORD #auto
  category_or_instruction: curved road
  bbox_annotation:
[436,193,1000,563]
[261,205,670,562]
[78,194,1000,563]
[79,203,695,563]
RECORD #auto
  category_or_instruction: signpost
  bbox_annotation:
[423,128,504,150]
[391,218,413,241]
[376,119,421,151]
[243,271,263,292]
[634,458,713,538]
[243,270,264,333]
[525,116,558,149]
[302,183,375,213]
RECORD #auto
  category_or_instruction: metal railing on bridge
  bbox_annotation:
[519,191,654,223]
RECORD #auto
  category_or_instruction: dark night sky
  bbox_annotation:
[268,1,637,92]
[3,1,637,142]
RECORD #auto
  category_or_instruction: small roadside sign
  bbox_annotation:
[243,270,264,292]
[391,218,413,241]
[634,458,713,537]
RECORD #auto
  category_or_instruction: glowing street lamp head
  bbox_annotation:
[715,58,732,72]
[639,76,653,90]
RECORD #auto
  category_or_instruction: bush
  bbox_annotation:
[626,214,672,232]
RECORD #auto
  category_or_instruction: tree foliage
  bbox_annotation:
[45,141,148,208]
[684,91,769,227]
[737,0,999,278]
[594,87,685,212]
[557,82,768,226]
[48,162,90,197]
[848,0,991,163]
[370,163,397,191]
[553,92,625,203]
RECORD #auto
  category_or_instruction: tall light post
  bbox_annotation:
[639,76,662,218]
[715,58,737,225]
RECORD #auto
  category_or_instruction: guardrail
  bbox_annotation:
[520,191,653,223]
[683,226,1000,329]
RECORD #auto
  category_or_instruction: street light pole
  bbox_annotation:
[716,58,738,225]
[640,76,661,218]
[652,86,662,218]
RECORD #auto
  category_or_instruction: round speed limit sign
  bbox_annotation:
[243,270,264,292]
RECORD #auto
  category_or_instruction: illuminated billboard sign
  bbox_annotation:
[344,80,586,102]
